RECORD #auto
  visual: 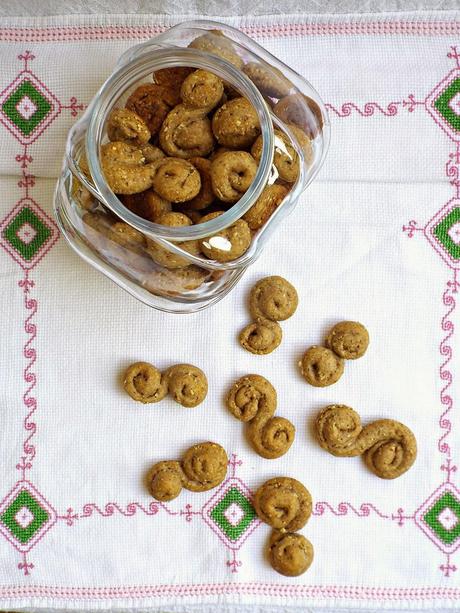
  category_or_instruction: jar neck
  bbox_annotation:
[84,47,274,242]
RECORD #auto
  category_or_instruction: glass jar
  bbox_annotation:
[54,20,330,313]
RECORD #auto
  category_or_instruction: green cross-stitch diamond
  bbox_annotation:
[2,206,51,261]
[433,207,460,260]
[0,490,49,544]
[210,487,256,541]
[2,80,52,136]
[434,77,460,133]
[424,491,460,545]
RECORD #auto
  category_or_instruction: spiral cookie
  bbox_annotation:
[145,212,201,269]
[299,346,344,387]
[107,108,151,145]
[268,530,314,577]
[149,442,228,501]
[273,93,324,139]
[159,104,214,159]
[210,151,258,204]
[184,157,215,210]
[243,184,288,231]
[251,128,311,183]
[101,141,157,195]
[181,69,224,112]
[325,321,369,360]
[239,318,282,355]
[200,212,252,262]
[212,97,260,149]
[188,30,244,70]
[152,158,201,203]
[164,363,208,407]
[123,361,168,404]
[153,66,195,104]
[254,477,312,531]
[226,375,295,458]
[122,189,171,222]
[315,404,417,479]
[249,276,298,321]
[126,83,177,136]
[243,62,291,99]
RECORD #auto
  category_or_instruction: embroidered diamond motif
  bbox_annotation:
[424,199,460,269]
[14,506,34,530]
[0,70,61,144]
[224,502,245,527]
[0,198,59,270]
[16,95,38,121]
[448,91,460,116]
[435,77,460,132]
[0,482,57,553]
[415,482,460,554]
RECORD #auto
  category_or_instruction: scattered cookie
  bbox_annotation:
[159,104,214,159]
[226,375,295,458]
[325,321,369,360]
[239,318,282,355]
[210,151,258,203]
[254,477,312,531]
[315,404,417,479]
[164,363,208,407]
[299,346,344,387]
[123,361,168,404]
[212,97,260,149]
[249,276,298,321]
[181,69,224,112]
[149,442,228,501]
[268,530,314,577]
[200,212,252,262]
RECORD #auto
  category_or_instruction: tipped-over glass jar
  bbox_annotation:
[54,20,330,313]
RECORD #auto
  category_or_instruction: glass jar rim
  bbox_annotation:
[85,47,274,242]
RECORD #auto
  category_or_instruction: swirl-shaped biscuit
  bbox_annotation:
[268,530,314,576]
[239,318,282,355]
[142,265,209,295]
[101,141,157,195]
[123,361,168,404]
[106,108,151,145]
[226,375,294,458]
[254,477,312,531]
[243,62,292,99]
[152,158,201,203]
[325,321,369,360]
[212,98,260,149]
[249,276,298,321]
[108,221,145,250]
[122,189,172,222]
[299,346,344,387]
[315,404,417,479]
[189,30,244,69]
[243,184,288,230]
[273,93,324,139]
[146,212,200,269]
[159,104,214,159]
[181,69,224,112]
[181,442,228,492]
[252,128,312,183]
[210,151,257,203]
[153,66,195,104]
[126,83,177,135]
[200,212,252,262]
[164,363,208,407]
[183,157,215,210]
[149,442,228,501]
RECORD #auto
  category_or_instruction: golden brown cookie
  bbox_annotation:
[254,477,312,531]
[159,104,214,159]
[210,151,258,203]
[243,184,288,230]
[142,265,209,295]
[239,318,282,355]
[268,530,314,576]
[243,62,292,99]
[146,211,200,269]
[100,141,157,195]
[152,158,201,203]
[273,93,324,139]
[212,98,260,149]
[164,363,208,407]
[226,375,294,459]
[249,276,298,321]
[106,108,151,145]
[200,212,252,262]
[153,66,195,104]
[181,69,224,112]
[139,143,166,163]
[183,157,215,210]
[126,83,177,136]
[123,361,168,403]
[315,404,417,479]
[122,189,172,222]
[299,346,344,387]
[148,441,228,501]
[251,128,312,183]
[181,442,228,491]
[108,221,145,250]
[149,460,183,501]
[325,321,369,360]
[189,30,244,69]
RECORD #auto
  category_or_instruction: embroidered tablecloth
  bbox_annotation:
[1,11,460,612]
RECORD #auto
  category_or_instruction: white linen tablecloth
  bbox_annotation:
[0,10,460,612]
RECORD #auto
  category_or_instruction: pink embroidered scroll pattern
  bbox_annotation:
[0,50,85,574]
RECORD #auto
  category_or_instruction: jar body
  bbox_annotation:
[54,20,329,313]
